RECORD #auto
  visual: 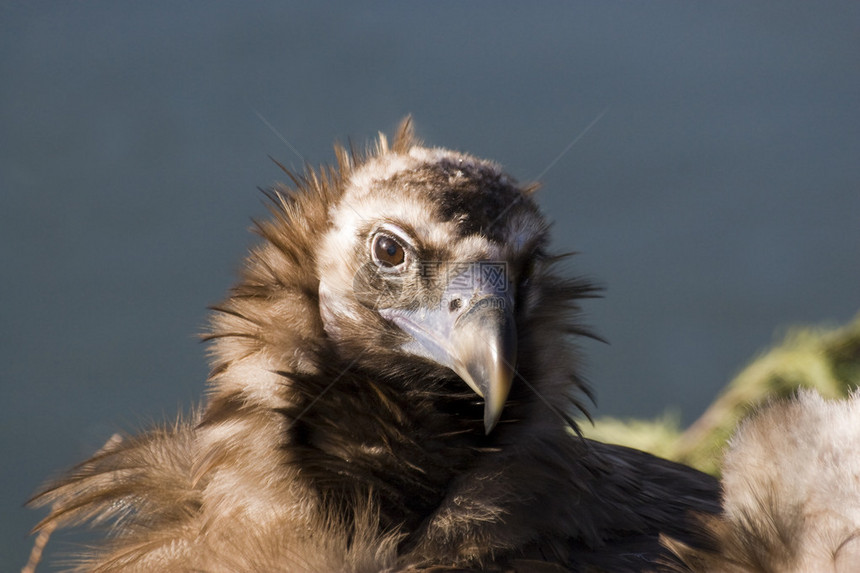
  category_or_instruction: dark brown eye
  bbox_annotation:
[372,234,405,268]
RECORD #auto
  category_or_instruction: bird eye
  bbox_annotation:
[372,234,406,268]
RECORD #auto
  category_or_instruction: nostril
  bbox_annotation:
[448,298,462,313]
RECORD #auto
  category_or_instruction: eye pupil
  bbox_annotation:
[373,234,405,268]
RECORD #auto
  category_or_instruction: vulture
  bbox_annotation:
[29,118,722,572]
[666,390,860,573]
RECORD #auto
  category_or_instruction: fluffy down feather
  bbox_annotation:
[665,390,860,573]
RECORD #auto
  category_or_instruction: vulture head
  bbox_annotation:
[207,117,593,444]
[315,137,548,432]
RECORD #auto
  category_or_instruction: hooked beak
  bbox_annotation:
[379,263,517,433]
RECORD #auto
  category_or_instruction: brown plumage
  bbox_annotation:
[30,118,720,572]
[665,390,860,573]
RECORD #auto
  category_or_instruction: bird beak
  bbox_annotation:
[379,263,517,433]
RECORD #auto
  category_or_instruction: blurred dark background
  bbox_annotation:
[2,2,858,569]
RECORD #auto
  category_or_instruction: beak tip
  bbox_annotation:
[483,415,495,435]
[481,375,512,434]
[483,419,497,435]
